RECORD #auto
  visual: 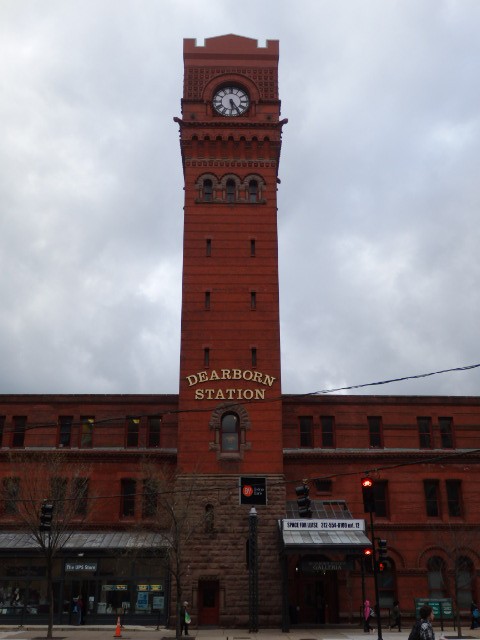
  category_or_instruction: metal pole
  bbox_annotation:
[361,556,366,627]
[248,507,258,633]
[369,511,383,640]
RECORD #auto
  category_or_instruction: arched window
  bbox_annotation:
[456,556,474,608]
[209,404,250,460]
[221,413,239,451]
[248,179,258,203]
[377,559,396,608]
[427,556,447,598]
[226,179,236,203]
[205,503,214,533]
[203,179,213,202]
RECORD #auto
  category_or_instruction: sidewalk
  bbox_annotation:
[0,625,478,640]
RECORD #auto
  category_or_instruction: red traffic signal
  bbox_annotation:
[363,547,373,570]
[361,477,376,513]
[378,561,385,572]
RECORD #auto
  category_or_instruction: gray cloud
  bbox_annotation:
[1,0,479,395]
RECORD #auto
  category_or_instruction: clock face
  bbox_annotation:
[213,86,249,116]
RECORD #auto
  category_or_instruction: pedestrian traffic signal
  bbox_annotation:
[39,501,54,532]
[361,477,376,513]
[378,539,388,561]
[295,484,312,518]
[378,561,385,572]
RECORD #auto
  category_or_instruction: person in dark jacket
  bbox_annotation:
[180,600,190,636]
[390,600,402,631]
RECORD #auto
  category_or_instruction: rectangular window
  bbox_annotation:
[314,478,332,493]
[204,347,210,367]
[205,291,211,310]
[80,416,94,448]
[368,416,383,448]
[3,477,19,515]
[418,417,433,448]
[424,480,440,517]
[250,239,256,257]
[58,416,72,448]
[126,418,140,448]
[206,238,212,257]
[147,416,161,448]
[321,416,335,447]
[250,291,256,310]
[446,479,462,517]
[142,479,158,518]
[299,416,313,448]
[374,481,389,518]
[0,416,5,448]
[74,477,89,516]
[12,416,26,448]
[121,479,136,517]
[251,347,257,368]
[439,417,454,448]
[51,476,67,512]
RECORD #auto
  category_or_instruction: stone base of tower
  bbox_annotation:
[171,473,286,629]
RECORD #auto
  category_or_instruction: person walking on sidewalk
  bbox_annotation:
[364,599,374,633]
[390,600,402,631]
[180,600,190,636]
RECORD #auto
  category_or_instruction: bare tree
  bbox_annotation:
[141,463,211,639]
[0,451,92,638]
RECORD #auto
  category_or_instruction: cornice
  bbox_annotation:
[0,448,177,463]
[283,448,480,461]
[174,116,288,132]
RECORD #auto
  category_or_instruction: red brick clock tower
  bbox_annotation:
[174,35,287,626]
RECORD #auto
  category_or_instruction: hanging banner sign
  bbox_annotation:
[283,519,366,531]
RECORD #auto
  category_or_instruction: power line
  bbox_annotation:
[310,362,480,395]
[2,362,479,434]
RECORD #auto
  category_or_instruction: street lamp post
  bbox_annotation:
[248,507,258,633]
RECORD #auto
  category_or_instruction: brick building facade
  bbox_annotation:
[0,35,478,630]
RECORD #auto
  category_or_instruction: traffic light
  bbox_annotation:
[378,561,385,572]
[378,539,388,561]
[295,484,312,518]
[39,501,54,532]
[361,477,376,513]
[363,547,373,571]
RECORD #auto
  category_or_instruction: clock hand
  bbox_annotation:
[230,98,240,114]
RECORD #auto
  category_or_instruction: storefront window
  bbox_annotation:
[97,584,132,615]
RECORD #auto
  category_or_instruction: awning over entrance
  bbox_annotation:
[0,530,169,551]
[280,522,372,552]
[280,500,372,552]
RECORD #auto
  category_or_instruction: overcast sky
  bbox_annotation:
[1,0,479,397]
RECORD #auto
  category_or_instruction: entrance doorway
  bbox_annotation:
[62,580,97,624]
[301,576,329,624]
[290,556,339,625]
[197,579,219,626]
